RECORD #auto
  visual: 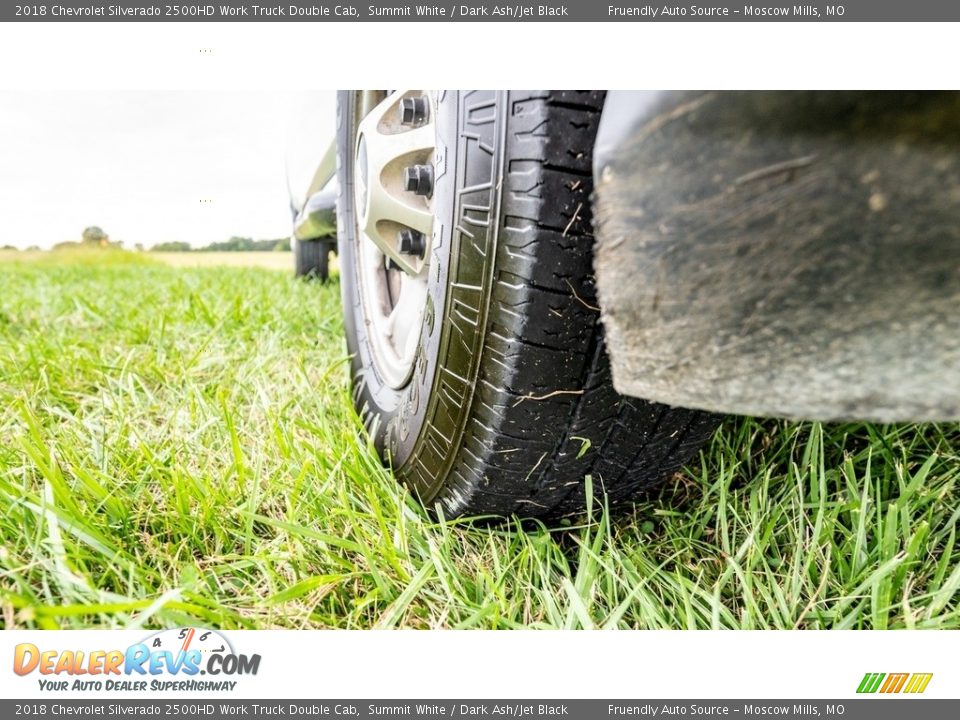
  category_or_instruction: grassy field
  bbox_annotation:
[0,249,295,271]
[151,251,294,271]
[1,249,958,630]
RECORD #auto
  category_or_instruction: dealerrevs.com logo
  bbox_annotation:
[13,628,261,692]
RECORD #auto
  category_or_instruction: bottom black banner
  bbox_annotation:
[2,700,956,720]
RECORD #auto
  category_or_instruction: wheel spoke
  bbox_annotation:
[355,91,436,276]
[376,191,434,237]
[388,275,427,364]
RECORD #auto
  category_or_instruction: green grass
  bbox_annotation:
[1,250,959,630]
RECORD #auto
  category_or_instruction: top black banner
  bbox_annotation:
[6,0,960,22]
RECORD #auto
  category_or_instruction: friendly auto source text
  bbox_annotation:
[608,5,839,17]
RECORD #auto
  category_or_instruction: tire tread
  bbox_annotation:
[431,91,719,518]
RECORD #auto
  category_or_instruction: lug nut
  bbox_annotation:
[404,164,434,197]
[399,96,429,127]
[397,229,426,258]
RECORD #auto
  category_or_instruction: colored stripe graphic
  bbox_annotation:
[857,673,885,693]
[904,673,934,694]
[857,672,932,694]
[880,673,909,693]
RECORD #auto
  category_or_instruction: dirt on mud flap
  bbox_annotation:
[593,91,960,422]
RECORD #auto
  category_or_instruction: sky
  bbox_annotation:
[0,91,336,249]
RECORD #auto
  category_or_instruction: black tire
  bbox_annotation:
[338,90,720,520]
[294,237,332,279]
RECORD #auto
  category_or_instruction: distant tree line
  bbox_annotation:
[149,241,192,252]
[151,236,291,253]
[14,228,292,254]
